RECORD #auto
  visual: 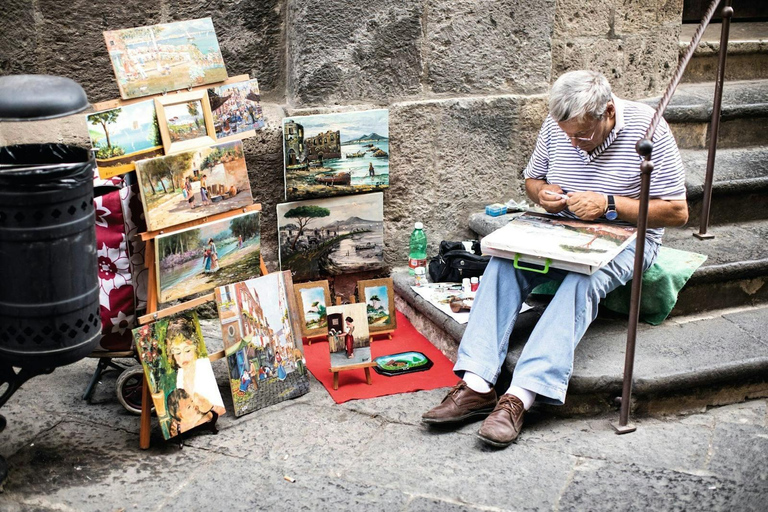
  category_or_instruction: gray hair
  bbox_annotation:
[549,70,613,122]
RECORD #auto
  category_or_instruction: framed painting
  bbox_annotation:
[134,140,253,232]
[156,210,261,303]
[155,90,217,154]
[214,271,310,417]
[282,109,389,200]
[276,192,384,282]
[293,280,332,338]
[325,302,371,369]
[132,311,226,440]
[104,17,228,100]
[356,278,397,333]
[86,99,164,179]
[207,78,265,142]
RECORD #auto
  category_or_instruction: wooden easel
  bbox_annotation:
[327,296,376,390]
[137,204,266,450]
[369,330,395,343]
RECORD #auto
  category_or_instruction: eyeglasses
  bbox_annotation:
[565,118,602,142]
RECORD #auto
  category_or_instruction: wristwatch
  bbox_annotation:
[605,195,618,220]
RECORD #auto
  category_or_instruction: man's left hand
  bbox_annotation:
[566,191,607,221]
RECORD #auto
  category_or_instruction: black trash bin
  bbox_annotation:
[0,144,101,368]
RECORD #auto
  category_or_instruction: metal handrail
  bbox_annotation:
[613,0,733,433]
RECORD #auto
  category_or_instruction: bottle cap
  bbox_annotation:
[414,222,423,229]
[470,277,478,283]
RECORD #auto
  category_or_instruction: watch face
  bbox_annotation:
[606,210,618,221]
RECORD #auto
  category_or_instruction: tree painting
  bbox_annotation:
[187,101,201,128]
[138,151,194,197]
[283,205,330,250]
[89,109,125,159]
[230,213,260,241]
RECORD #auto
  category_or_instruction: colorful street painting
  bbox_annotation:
[208,78,265,139]
[156,210,261,303]
[104,17,228,100]
[86,99,163,178]
[134,140,252,231]
[277,192,384,281]
[282,109,389,200]
[214,271,309,417]
[132,311,226,440]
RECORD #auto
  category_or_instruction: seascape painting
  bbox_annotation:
[357,278,396,333]
[104,17,228,100]
[86,100,163,178]
[293,281,331,338]
[325,302,371,369]
[214,272,310,417]
[133,311,226,440]
[208,78,265,139]
[156,210,261,303]
[164,99,207,142]
[134,140,253,231]
[282,109,389,200]
[277,192,384,281]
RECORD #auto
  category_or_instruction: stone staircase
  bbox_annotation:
[393,21,768,417]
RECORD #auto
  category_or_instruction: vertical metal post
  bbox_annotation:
[695,0,733,240]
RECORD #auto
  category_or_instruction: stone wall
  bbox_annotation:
[0,0,683,270]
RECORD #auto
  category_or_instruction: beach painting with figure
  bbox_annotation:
[134,140,252,231]
[282,109,389,200]
[132,311,226,440]
[277,192,384,281]
[208,78,265,140]
[86,100,164,178]
[326,302,370,369]
[214,271,310,417]
[156,210,261,303]
[104,17,228,100]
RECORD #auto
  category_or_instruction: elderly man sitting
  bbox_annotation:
[422,70,688,448]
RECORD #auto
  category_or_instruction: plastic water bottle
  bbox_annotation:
[408,222,427,275]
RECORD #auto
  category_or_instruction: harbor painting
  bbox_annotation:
[277,192,384,281]
[326,302,371,368]
[133,311,226,440]
[104,17,228,100]
[357,278,396,333]
[208,78,265,140]
[293,280,332,338]
[214,272,309,417]
[282,109,389,200]
[156,210,261,303]
[134,140,253,232]
[86,100,164,178]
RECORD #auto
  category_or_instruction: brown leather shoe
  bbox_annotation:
[421,380,497,424]
[476,394,525,447]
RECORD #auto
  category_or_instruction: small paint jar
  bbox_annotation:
[462,277,471,293]
[470,277,479,292]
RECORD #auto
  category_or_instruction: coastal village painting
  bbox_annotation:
[208,78,265,140]
[326,302,371,368]
[282,109,389,200]
[214,272,309,417]
[104,17,228,100]
[86,100,164,178]
[156,210,261,303]
[357,278,396,333]
[134,140,252,231]
[133,311,226,440]
[276,192,384,281]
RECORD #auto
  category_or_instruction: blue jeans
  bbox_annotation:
[454,239,659,405]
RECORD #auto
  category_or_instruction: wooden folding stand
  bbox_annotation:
[136,204,265,450]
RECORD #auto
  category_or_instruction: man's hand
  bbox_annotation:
[566,191,607,221]
[536,185,569,214]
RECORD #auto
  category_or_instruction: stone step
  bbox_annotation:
[681,146,768,225]
[467,213,768,315]
[680,22,768,83]
[393,269,768,416]
[641,79,768,149]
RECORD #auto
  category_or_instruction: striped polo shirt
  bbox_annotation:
[523,96,686,244]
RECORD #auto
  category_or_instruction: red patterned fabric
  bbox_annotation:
[93,176,137,351]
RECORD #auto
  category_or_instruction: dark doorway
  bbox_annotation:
[683,0,768,23]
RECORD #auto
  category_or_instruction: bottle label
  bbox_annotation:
[409,258,427,270]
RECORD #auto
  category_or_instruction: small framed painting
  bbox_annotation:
[325,302,371,369]
[293,280,332,338]
[356,278,397,333]
[155,90,217,154]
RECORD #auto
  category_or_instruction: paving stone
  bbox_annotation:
[707,422,768,489]
[405,496,490,511]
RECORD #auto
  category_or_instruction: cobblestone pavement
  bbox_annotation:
[0,351,766,511]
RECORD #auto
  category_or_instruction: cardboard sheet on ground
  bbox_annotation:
[303,311,459,403]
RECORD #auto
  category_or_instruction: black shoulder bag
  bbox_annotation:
[428,240,490,283]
